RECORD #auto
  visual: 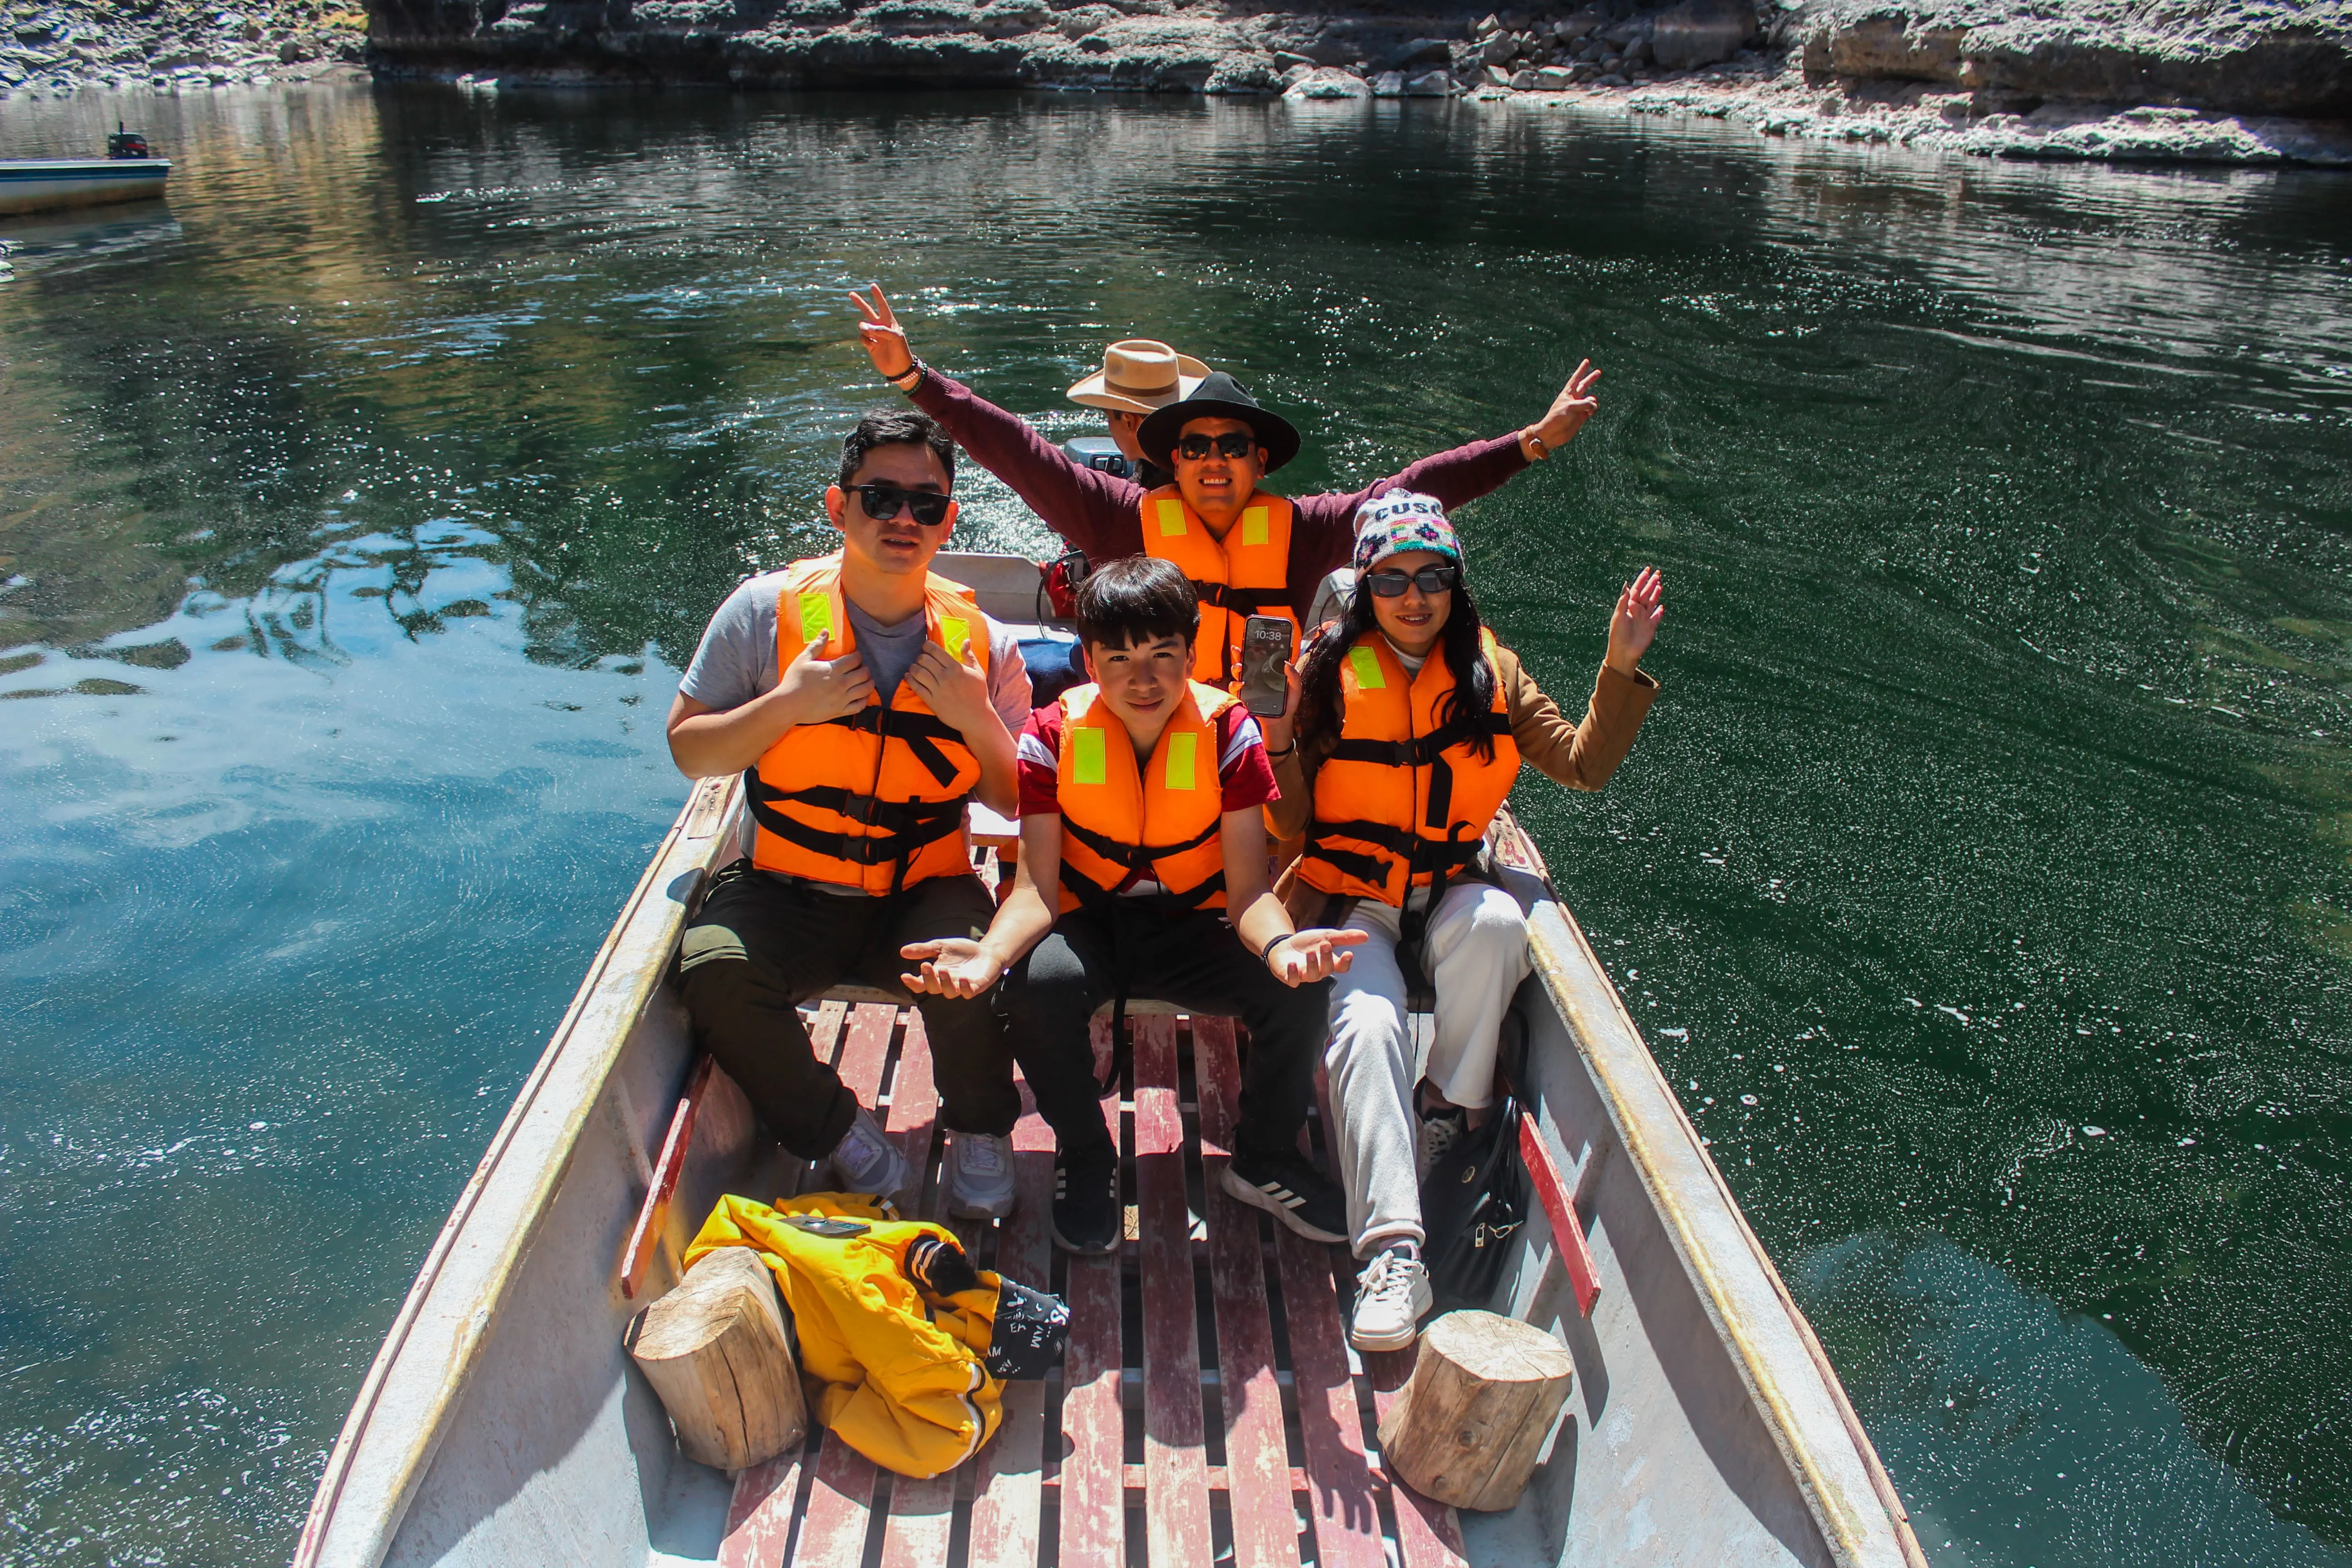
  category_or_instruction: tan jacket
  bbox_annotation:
[1269,644,1658,926]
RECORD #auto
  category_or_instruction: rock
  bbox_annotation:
[1485,61,1511,83]
[1598,70,1629,84]
[1371,68,1406,94]
[1535,64,1574,86]
[1476,13,1504,38]
[1509,66,1539,87]
[1205,53,1285,93]
[1273,49,1312,68]
[1284,64,1368,96]
[1404,68,1459,94]
[1622,35,1653,64]
[1480,32,1516,64]
[1391,36,1455,68]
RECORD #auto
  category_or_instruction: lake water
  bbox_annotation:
[2,83,2349,1567]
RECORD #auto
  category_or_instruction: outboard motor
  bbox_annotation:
[1060,436,1134,481]
[107,122,151,159]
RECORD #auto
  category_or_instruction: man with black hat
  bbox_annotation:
[852,285,1603,692]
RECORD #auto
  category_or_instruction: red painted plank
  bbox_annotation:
[787,1003,902,1568]
[619,1054,717,1299]
[1279,1063,1386,1568]
[1367,1357,1469,1568]
[882,1008,941,1213]
[1191,1017,1303,1568]
[1058,1062,1125,1568]
[968,1079,1056,1568]
[719,1450,806,1568]
[875,1007,960,1568]
[1133,1016,1212,1568]
[1518,1114,1602,1317]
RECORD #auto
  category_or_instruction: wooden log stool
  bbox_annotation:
[1376,1309,1576,1511]
[624,1246,807,1471]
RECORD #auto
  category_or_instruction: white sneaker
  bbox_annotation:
[827,1104,911,1197]
[1349,1248,1434,1352]
[943,1130,1017,1220]
[1416,1104,1468,1180]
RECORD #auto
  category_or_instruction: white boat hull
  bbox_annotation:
[0,159,171,217]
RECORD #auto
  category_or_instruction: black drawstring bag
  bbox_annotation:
[1418,1094,1528,1314]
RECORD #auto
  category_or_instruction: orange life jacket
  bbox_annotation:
[1138,485,1299,691]
[744,554,990,894]
[1054,680,1236,914]
[1297,627,1519,908]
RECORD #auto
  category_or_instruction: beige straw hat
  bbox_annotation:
[1065,339,1212,415]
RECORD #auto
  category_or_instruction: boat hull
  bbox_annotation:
[0,159,171,217]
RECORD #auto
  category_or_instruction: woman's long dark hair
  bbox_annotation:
[1294,569,1498,762]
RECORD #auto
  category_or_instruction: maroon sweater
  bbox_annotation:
[908,366,1533,625]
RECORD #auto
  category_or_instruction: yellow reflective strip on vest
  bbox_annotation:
[1073,726,1107,786]
[1241,505,1268,547]
[797,591,832,643]
[1348,646,1385,690]
[1164,730,1198,790]
[1156,499,1186,537]
[940,617,970,660]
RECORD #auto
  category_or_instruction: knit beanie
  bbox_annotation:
[1352,490,1461,573]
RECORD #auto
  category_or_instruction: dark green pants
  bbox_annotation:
[678,861,1019,1160]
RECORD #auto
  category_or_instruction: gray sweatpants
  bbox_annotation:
[1321,881,1533,1258]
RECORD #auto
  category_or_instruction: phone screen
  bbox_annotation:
[1240,616,1294,717]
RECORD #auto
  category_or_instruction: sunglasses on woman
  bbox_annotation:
[1174,432,1259,461]
[1364,563,1461,597]
[852,483,953,527]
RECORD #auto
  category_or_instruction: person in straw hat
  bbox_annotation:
[852,284,1604,694]
[1063,337,1210,490]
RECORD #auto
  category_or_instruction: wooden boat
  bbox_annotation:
[0,157,171,218]
[294,552,1929,1568]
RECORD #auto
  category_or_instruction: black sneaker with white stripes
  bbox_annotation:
[1051,1140,1122,1255]
[1221,1147,1348,1244]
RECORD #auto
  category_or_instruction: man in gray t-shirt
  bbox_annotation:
[664,408,1029,1222]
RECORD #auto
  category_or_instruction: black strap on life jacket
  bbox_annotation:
[1188,580,1291,616]
[743,771,969,869]
[1059,816,1226,911]
[812,706,975,790]
[1325,710,1510,770]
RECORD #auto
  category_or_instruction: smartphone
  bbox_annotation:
[1240,615,1294,718]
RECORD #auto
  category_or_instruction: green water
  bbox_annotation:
[2,83,2349,1567]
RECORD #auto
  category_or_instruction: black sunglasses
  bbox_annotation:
[1364,564,1461,597]
[1174,432,1259,462]
[852,483,952,527]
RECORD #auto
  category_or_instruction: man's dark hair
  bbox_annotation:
[1076,556,1199,651]
[838,407,957,490]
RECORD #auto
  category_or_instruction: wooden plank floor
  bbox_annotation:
[718,1003,1466,1568]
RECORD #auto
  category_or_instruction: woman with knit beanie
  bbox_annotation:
[1262,490,1664,1351]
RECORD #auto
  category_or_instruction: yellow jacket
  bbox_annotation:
[682,1192,1003,1478]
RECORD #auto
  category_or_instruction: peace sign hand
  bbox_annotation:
[852,284,916,382]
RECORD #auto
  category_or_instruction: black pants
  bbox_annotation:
[678,862,1020,1160]
[1004,898,1330,1160]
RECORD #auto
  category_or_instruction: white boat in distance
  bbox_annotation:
[294,552,1930,1568]
[0,157,169,218]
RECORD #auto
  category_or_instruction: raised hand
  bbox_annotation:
[904,633,992,739]
[899,938,1004,999]
[1528,359,1603,452]
[1604,567,1663,676]
[1267,927,1367,986]
[777,630,875,723]
[852,284,916,382]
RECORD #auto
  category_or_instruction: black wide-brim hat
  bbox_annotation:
[1137,370,1303,474]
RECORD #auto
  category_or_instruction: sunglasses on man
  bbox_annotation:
[851,483,953,527]
[1174,432,1260,462]
[1364,563,1461,597]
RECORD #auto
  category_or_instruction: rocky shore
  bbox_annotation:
[0,0,367,94]
[2,0,2345,166]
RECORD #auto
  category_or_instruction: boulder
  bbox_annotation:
[1283,64,1369,96]
[1509,66,1539,87]
[1371,68,1406,94]
[1404,67,1459,93]
[1535,64,1574,86]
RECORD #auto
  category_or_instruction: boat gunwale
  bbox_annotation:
[1519,890,1927,1567]
[293,774,736,1568]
